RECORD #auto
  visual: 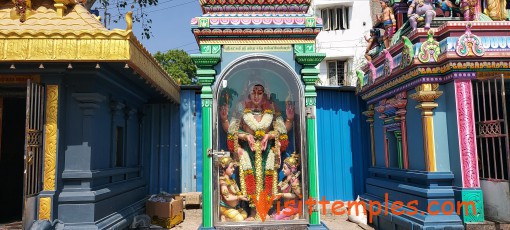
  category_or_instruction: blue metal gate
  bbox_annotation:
[316,86,369,201]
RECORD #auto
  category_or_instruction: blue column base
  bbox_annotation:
[308,221,329,230]
[363,168,465,230]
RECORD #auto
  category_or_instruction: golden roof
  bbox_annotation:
[0,0,180,102]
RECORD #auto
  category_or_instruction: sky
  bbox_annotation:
[93,0,204,55]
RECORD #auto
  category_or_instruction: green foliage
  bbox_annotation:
[154,49,197,85]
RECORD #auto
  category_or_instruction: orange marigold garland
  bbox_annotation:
[279,134,289,152]
[245,170,256,195]
[227,134,235,153]
[264,170,274,196]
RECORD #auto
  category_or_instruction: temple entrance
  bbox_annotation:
[472,74,510,222]
[0,79,45,229]
[211,55,308,227]
[0,87,26,226]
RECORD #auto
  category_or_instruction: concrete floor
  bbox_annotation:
[165,208,374,230]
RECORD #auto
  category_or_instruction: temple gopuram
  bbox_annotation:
[357,0,510,229]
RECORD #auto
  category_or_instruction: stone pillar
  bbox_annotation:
[393,92,408,169]
[375,100,388,167]
[69,93,106,170]
[453,79,484,223]
[191,47,221,229]
[394,131,403,169]
[362,104,376,166]
[295,45,325,227]
[410,83,442,172]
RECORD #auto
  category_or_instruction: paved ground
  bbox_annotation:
[0,209,374,230]
[166,208,374,230]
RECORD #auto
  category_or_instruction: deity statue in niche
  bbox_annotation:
[220,76,295,219]
[219,156,250,222]
[272,153,302,220]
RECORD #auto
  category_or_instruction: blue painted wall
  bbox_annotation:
[374,109,386,168]
[54,70,181,229]
[195,92,203,192]
[316,87,369,201]
[445,82,463,187]
[143,103,181,194]
[434,85,451,172]
[180,87,203,193]
[406,89,426,171]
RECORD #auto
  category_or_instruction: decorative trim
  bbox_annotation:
[461,189,484,222]
[361,67,483,101]
[418,30,440,63]
[305,97,316,106]
[455,80,479,188]
[383,49,394,78]
[199,38,316,44]
[192,16,320,26]
[38,197,51,220]
[385,122,401,131]
[200,44,221,54]
[201,4,310,13]
[0,35,180,102]
[191,54,221,67]
[401,36,414,69]
[192,28,322,37]
[455,24,485,57]
[295,52,325,66]
[199,0,311,6]
[294,43,315,53]
[43,85,58,191]
[202,98,213,107]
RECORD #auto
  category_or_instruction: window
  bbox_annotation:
[321,6,350,31]
[327,60,346,86]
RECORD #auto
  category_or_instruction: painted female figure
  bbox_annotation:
[273,153,302,220]
[220,79,294,216]
[219,156,250,222]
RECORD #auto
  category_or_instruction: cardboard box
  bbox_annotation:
[146,195,184,228]
[180,192,202,206]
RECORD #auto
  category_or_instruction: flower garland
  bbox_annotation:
[227,118,240,157]
[274,116,289,152]
[243,110,273,140]
[239,149,252,170]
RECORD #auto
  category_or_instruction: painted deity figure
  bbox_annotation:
[485,0,508,20]
[219,156,250,222]
[220,78,294,218]
[407,0,437,31]
[273,153,302,220]
[377,0,396,49]
[364,28,384,62]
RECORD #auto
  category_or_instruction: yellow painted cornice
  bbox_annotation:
[0,4,179,102]
[0,34,179,102]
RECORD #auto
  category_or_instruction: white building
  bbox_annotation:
[311,0,374,86]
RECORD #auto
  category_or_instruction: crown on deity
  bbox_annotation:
[219,156,234,169]
[284,152,300,171]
